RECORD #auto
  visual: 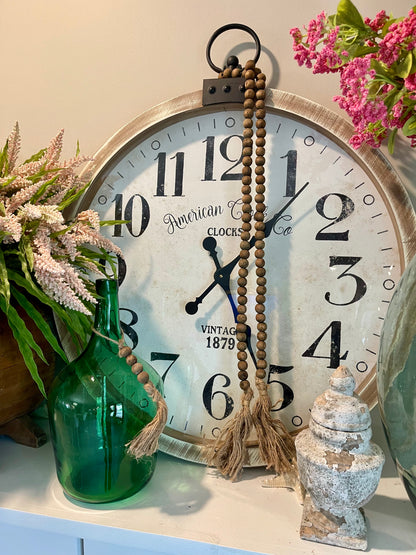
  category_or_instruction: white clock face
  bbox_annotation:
[81,91,413,461]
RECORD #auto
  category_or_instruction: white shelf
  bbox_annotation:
[0,408,415,554]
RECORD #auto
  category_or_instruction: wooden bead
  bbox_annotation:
[242,213,251,223]
[241,194,252,205]
[256,109,266,120]
[223,68,232,78]
[245,79,255,89]
[255,249,264,259]
[242,166,252,176]
[255,239,265,249]
[257,276,267,286]
[256,294,266,304]
[238,360,248,371]
[257,340,266,351]
[237,277,247,287]
[240,231,250,241]
[256,267,266,276]
[255,177,265,187]
[238,267,248,277]
[256,128,266,138]
[239,259,249,268]
[238,296,248,305]
[232,68,241,77]
[255,156,265,166]
[241,222,251,231]
[243,119,253,129]
[255,222,265,231]
[243,128,253,138]
[119,345,132,358]
[256,368,266,379]
[255,303,265,313]
[243,99,255,110]
[256,136,266,146]
[244,108,254,119]
[255,166,265,175]
[244,89,255,99]
[257,322,267,332]
[240,380,250,391]
[238,370,249,381]
[137,371,149,384]
[257,72,266,81]
[256,313,266,323]
[236,313,247,323]
[237,350,247,360]
[258,331,267,341]
[255,194,264,204]
[240,249,250,259]
[257,359,267,369]
[256,203,266,213]
[256,79,266,90]
[255,99,265,109]
[257,350,266,359]
[256,89,266,100]
[254,212,264,221]
[236,332,247,342]
[245,69,256,79]
[256,147,265,156]
[237,305,247,314]
[131,362,143,375]
[256,119,266,129]
[240,240,250,250]
[126,354,137,366]
[245,60,256,69]
[242,147,252,157]
[257,286,267,295]
[237,341,247,351]
[242,203,252,213]
[237,286,247,296]
[242,176,252,186]
[236,323,246,333]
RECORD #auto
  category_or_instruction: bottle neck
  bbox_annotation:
[92,279,122,343]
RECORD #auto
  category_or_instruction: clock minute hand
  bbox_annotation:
[184,181,309,315]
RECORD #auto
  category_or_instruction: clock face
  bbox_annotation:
[78,90,415,463]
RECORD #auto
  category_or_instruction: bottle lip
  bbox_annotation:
[95,278,118,295]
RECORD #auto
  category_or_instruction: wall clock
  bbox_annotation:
[72,86,415,465]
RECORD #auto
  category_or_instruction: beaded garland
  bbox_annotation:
[207,59,296,480]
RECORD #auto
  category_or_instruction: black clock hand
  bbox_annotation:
[185,181,309,315]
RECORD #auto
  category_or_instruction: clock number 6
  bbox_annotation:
[202,373,234,421]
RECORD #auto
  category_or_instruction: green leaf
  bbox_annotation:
[336,0,366,30]
[403,115,416,136]
[388,127,398,155]
[30,174,59,204]
[0,295,47,396]
[57,181,90,211]
[23,148,46,165]
[395,51,413,79]
[11,285,68,364]
[19,236,35,272]
[0,140,9,176]
[0,247,11,307]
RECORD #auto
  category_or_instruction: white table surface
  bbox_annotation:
[0,407,415,555]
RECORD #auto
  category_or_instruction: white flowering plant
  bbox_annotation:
[0,124,122,394]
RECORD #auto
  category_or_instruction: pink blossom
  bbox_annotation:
[364,11,389,32]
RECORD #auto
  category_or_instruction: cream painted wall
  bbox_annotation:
[0,0,415,204]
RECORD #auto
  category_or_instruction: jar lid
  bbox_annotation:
[310,366,371,432]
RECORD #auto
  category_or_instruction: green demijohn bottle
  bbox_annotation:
[48,279,163,503]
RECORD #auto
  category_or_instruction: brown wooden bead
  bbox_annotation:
[245,69,256,79]
[256,203,266,213]
[240,249,250,259]
[255,249,264,259]
[243,119,253,129]
[242,147,252,157]
[257,276,267,286]
[255,136,266,146]
[257,359,267,369]
[256,89,266,100]
[258,331,267,341]
[255,177,265,187]
[257,350,266,359]
[256,128,266,137]
[255,239,265,249]
[242,176,252,187]
[240,231,250,241]
[238,267,248,277]
[237,305,247,314]
[244,108,254,119]
[137,371,149,384]
[255,222,265,231]
[241,213,251,223]
[255,303,265,313]
[237,277,247,287]
[242,136,253,146]
[237,351,247,361]
[238,360,248,371]
[239,259,249,269]
[245,60,256,69]
[256,147,265,156]
[255,99,265,109]
[255,194,264,204]
[236,332,247,342]
[131,362,143,375]
[255,119,266,129]
[237,286,247,296]
[126,354,137,366]
[240,380,250,391]
[243,99,255,110]
[238,296,248,306]
[119,346,132,358]
[236,313,247,323]
[242,204,252,214]
[254,166,265,176]
[257,340,266,351]
[236,323,246,333]
[241,194,252,204]
[241,222,251,231]
[232,68,241,77]
[256,267,266,277]
[237,341,247,351]
[240,240,250,250]
[254,212,264,222]
[256,109,266,120]
[255,156,265,166]
[242,166,252,176]
[256,79,266,90]
[244,89,255,99]
[243,128,253,138]
[223,68,232,78]
[256,294,266,304]
[256,313,266,323]
[257,322,267,332]
[257,286,267,296]
[245,79,255,89]
[238,370,249,381]
[257,72,266,81]
[256,368,266,379]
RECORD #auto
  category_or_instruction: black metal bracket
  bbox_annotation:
[203,23,261,106]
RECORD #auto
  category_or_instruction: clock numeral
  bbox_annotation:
[206,336,235,350]
[150,352,180,382]
[201,135,243,182]
[315,193,354,241]
[155,152,184,197]
[120,308,139,349]
[98,254,127,286]
[267,365,294,411]
[325,256,367,305]
[281,150,297,197]
[302,320,348,369]
[203,373,234,421]
[112,193,150,237]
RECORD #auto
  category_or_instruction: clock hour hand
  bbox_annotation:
[185,182,309,315]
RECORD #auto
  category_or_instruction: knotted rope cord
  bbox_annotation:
[206,60,296,480]
[91,327,168,460]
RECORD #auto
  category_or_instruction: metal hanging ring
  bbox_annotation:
[206,23,261,74]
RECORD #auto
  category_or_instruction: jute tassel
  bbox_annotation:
[126,382,168,460]
[206,388,254,481]
[252,378,296,473]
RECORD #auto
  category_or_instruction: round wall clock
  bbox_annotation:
[73,88,415,464]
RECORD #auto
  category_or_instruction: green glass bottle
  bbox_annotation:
[48,279,163,503]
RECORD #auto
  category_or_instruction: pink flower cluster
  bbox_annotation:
[291,4,416,150]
